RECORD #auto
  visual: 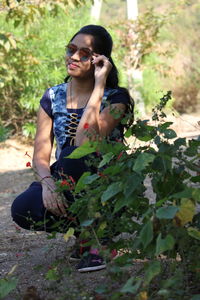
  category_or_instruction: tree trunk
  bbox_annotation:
[90,0,102,21]
[127,0,138,20]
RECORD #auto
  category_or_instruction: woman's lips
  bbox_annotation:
[68,63,79,69]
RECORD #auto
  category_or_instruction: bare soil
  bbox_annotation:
[0,114,199,300]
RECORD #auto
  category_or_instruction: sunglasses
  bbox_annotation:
[65,43,93,62]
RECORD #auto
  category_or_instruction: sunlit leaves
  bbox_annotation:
[66,141,98,159]
[158,122,177,139]
[175,199,195,226]
[131,120,157,141]
[137,291,148,300]
[2,0,91,28]
[162,129,177,139]
[63,227,74,242]
[22,122,36,139]
[45,267,60,281]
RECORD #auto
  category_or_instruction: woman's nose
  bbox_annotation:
[71,50,80,61]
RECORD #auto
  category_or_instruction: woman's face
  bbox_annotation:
[66,33,95,79]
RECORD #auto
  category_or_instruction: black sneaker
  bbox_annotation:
[69,249,82,262]
[69,243,90,262]
[76,253,106,272]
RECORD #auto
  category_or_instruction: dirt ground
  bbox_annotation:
[0,113,199,300]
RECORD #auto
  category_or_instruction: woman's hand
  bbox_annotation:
[92,54,112,85]
[42,178,68,216]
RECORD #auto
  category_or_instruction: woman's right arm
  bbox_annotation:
[33,106,67,216]
[33,106,54,179]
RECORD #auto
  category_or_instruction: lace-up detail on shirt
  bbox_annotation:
[40,82,128,159]
[65,110,82,146]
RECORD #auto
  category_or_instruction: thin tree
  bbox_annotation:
[90,0,102,21]
[126,0,145,115]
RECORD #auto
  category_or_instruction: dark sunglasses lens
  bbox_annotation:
[66,45,91,61]
[66,45,77,57]
[79,49,91,61]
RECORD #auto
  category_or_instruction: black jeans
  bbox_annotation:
[11,146,91,233]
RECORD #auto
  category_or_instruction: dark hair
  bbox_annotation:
[65,24,118,88]
[65,25,134,124]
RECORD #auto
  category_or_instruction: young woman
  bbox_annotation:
[11,25,133,272]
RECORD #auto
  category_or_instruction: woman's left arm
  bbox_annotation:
[75,55,127,146]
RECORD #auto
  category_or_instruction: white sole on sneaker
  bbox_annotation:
[69,257,81,262]
[78,264,106,272]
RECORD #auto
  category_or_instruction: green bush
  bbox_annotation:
[141,67,163,109]
[57,92,200,299]
[0,125,11,142]
[0,2,92,137]
[140,1,200,113]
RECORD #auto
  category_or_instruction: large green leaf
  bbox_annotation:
[144,261,161,284]
[103,165,122,176]
[120,277,142,294]
[156,206,179,219]
[163,129,177,139]
[139,221,153,249]
[0,278,18,299]
[124,174,142,197]
[187,227,200,241]
[124,127,132,138]
[155,233,175,255]
[137,134,153,141]
[113,197,127,213]
[80,219,94,227]
[101,182,122,203]
[98,152,114,168]
[65,141,98,159]
[133,153,155,173]
[75,171,90,193]
[159,122,173,130]
[84,174,99,184]
[170,188,193,199]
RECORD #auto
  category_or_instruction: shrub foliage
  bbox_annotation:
[0,0,92,137]
[60,92,200,299]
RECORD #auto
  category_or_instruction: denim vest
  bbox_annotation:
[49,82,123,159]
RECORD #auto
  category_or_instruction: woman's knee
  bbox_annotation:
[11,195,31,230]
[11,182,44,230]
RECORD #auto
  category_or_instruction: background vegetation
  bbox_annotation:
[0,1,200,299]
[0,0,200,140]
[101,0,200,113]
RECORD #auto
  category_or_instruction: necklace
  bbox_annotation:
[69,80,91,109]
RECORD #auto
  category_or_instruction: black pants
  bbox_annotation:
[11,146,91,233]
